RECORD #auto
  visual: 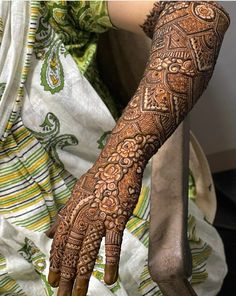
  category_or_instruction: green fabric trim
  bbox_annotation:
[68,0,114,33]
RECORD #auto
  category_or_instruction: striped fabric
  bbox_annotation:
[138,262,162,296]
[0,1,225,296]
[2,2,40,141]
[0,3,77,294]
[0,254,27,295]
[0,116,76,232]
[188,215,212,285]
[0,17,3,41]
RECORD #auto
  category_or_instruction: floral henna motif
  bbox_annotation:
[48,2,229,295]
[48,134,158,290]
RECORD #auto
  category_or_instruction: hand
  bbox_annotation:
[48,134,158,295]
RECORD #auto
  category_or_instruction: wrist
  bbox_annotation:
[96,132,159,176]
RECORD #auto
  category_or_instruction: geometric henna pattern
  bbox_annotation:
[48,2,230,295]
[138,1,230,132]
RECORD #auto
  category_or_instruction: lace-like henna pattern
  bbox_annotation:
[140,1,165,38]
[49,2,230,292]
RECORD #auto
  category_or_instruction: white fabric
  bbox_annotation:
[0,2,28,137]
[0,1,228,296]
[0,199,227,296]
[190,132,217,223]
[23,52,116,178]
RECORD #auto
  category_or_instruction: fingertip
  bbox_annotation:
[104,264,118,285]
[104,230,121,285]
[58,278,74,296]
[48,270,60,288]
[45,229,54,239]
[45,220,60,238]
[72,277,89,296]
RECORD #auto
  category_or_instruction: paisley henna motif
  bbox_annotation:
[48,2,229,295]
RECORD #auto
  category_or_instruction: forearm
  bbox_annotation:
[98,1,229,168]
[72,1,229,217]
[49,2,228,295]
[49,3,230,293]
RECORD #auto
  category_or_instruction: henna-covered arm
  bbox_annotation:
[48,2,230,296]
[107,1,229,151]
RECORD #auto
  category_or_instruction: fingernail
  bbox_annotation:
[48,270,60,287]
[72,288,86,296]
[73,279,89,296]
[57,289,71,296]
[51,281,59,288]
[104,264,118,285]
[58,287,73,296]
[45,229,53,238]
[57,278,74,296]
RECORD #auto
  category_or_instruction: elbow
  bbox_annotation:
[141,1,230,41]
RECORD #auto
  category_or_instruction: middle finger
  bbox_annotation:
[72,223,104,296]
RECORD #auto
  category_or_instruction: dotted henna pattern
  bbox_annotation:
[48,2,230,294]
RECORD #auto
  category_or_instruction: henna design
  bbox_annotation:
[141,1,166,38]
[105,230,123,265]
[48,2,229,294]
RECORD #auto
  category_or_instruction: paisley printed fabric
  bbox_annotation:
[0,1,227,296]
[42,1,120,119]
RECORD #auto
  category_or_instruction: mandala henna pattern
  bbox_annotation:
[49,2,230,293]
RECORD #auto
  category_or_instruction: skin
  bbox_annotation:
[47,1,230,296]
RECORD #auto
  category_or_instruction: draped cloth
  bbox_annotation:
[0,2,227,296]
